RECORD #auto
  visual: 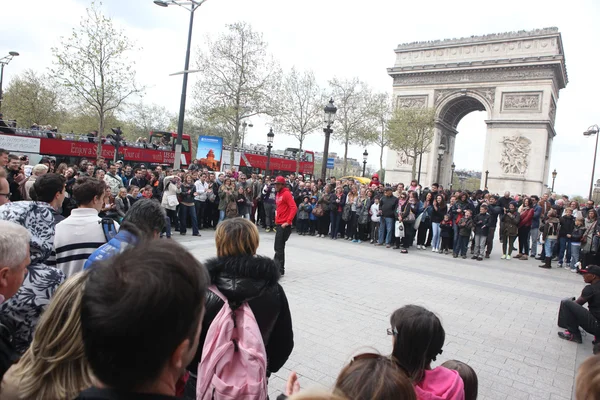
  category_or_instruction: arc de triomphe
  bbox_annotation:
[385,27,568,195]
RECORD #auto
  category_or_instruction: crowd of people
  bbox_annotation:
[1,148,600,399]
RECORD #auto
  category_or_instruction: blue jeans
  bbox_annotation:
[457,235,470,256]
[558,237,572,265]
[431,222,441,250]
[452,223,460,253]
[219,210,226,223]
[379,217,394,245]
[330,211,341,239]
[529,227,539,257]
[571,243,581,267]
[544,238,557,257]
[179,204,199,235]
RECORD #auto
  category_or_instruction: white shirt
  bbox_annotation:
[54,208,119,277]
[194,180,209,201]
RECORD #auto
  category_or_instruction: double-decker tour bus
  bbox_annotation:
[222,145,315,178]
[0,127,193,167]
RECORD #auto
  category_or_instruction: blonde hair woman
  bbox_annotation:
[1,272,92,400]
[182,218,294,399]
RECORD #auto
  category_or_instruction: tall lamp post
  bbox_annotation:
[362,149,368,177]
[265,128,274,176]
[584,125,600,200]
[321,98,337,181]
[551,169,557,193]
[484,170,489,189]
[241,120,253,149]
[450,162,456,191]
[154,0,208,170]
[0,51,19,113]
[436,143,446,183]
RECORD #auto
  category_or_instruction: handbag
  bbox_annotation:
[312,204,324,217]
[167,194,179,207]
[395,221,405,238]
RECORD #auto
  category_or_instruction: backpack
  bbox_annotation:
[100,218,118,242]
[226,201,238,219]
[196,285,267,400]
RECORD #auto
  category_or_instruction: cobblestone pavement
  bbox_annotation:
[175,229,590,400]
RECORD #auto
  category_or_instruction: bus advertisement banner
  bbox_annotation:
[197,135,223,171]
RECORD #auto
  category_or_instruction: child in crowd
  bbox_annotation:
[442,360,478,400]
[571,217,585,272]
[456,209,474,259]
[142,185,153,199]
[309,196,318,236]
[297,196,312,236]
[440,214,453,255]
[472,204,490,261]
[558,207,575,268]
[389,305,465,400]
[370,197,380,244]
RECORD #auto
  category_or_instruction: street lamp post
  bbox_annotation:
[584,125,600,200]
[321,98,337,181]
[551,169,557,193]
[154,0,208,170]
[484,170,489,189]
[362,149,368,177]
[266,128,274,176]
[0,51,20,113]
[436,143,446,183]
[241,120,253,149]
[450,162,456,191]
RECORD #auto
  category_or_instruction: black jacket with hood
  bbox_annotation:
[186,255,294,376]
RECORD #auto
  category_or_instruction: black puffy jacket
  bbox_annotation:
[186,255,294,376]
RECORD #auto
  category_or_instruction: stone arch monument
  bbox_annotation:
[385,27,568,194]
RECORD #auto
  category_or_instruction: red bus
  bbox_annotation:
[0,128,193,166]
[223,145,315,177]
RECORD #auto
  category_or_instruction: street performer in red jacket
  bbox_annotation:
[274,176,297,276]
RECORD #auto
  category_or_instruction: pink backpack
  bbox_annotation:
[196,285,268,400]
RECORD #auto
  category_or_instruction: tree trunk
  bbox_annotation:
[229,121,239,170]
[411,156,417,180]
[379,144,384,176]
[97,113,104,161]
[342,139,349,176]
[295,138,303,174]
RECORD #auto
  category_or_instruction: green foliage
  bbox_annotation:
[371,92,392,174]
[388,107,436,179]
[2,69,66,128]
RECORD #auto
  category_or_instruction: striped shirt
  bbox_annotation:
[53,208,119,277]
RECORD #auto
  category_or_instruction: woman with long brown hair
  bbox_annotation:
[1,272,92,400]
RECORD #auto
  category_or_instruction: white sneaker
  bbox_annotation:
[432,248,436,252]
[501,254,506,259]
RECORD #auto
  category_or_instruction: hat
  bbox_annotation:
[275,176,286,184]
[580,265,600,277]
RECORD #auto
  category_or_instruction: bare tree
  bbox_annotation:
[274,68,323,173]
[51,2,143,156]
[372,92,392,174]
[388,107,436,179]
[127,101,173,140]
[193,21,281,167]
[329,77,377,175]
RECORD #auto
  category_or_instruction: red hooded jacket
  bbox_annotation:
[275,187,297,225]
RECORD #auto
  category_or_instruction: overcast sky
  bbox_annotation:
[2,0,599,195]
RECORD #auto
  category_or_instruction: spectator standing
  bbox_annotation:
[184,218,293,399]
[54,177,118,278]
[516,197,534,260]
[539,209,560,269]
[558,207,575,268]
[84,199,166,269]
[316,185,332,238]
[76,241,208,399]
[571,218,585,272]
[115,187,131,221]
[500,202,520,260]
[5,155,24,202]
[179,175,200,236]
[430,194,447,253]
[194,173,209,229]
[23,164,48,200]
[0,221,30,380]
[472,204,490,261]
[0,149,8,169]
[262,177,277,231]
[0,171,9,207]
[103,163,123,197]
[529,195,542,258]
[0,174,67,354]
[161,173,182,235]
[1,272,92,399]
[378,188,397,248]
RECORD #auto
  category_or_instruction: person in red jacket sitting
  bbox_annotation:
[274,176,297,276]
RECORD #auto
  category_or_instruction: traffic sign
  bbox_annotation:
[326,158,335,169]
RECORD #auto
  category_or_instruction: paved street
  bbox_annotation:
[175,229,590,400]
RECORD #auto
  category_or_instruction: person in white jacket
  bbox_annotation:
[194,173,209,229]
[54,177,119,277]
[160,174,181,238]
[370,198,380,244]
